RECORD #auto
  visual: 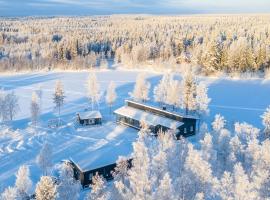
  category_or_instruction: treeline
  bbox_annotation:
[0,15,270,74]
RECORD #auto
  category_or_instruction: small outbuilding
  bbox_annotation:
[76,110,102,126]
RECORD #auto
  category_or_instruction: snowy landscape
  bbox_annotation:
[1,68,270,199]
[1,1,270,199]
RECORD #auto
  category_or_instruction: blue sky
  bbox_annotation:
[0,0,270,16]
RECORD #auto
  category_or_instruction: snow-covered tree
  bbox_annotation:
[36,84,43,114]
[129,73,150,102]
[1,187,18,200]
[56,162,80,200]
[182,71,197,115]
[212,114,226,132]
[15,165,32,199]
[153,73,170,106]
[166,77,181,110]
[31,91,40,127]
[5,91,19,121]
[106,81,117,114]
[86,72,100,110]
[261,106,270,137]
[87,173,109,200]
[0,88,7,122]
[35,176,57,200]
[196,82,211,116]
[36,142,53,176]
[53,80,65,121]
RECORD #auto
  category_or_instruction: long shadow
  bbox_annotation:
[0,72,62,91]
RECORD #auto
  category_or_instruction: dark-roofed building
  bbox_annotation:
[76,110,102,126]
[114,100,198,138]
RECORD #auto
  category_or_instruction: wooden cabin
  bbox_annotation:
[76,111,102,126]
[114,100,198,138]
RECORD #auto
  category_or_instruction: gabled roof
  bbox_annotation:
[114,106,184,129]
[78,110,102,119]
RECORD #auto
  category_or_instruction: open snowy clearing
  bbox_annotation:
[1,69,270,195]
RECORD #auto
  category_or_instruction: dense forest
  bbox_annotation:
[0,15,270,74]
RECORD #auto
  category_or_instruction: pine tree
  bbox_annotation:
[31,91,40,127]
[15,165,32,199]
[53,80,65,122]
[182,71,197,115]
[36,142,53,176]
[35,176,57,200]
[106,81,117,114]
[86,72,100,110]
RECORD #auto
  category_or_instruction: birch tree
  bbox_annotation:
[15,165,32,199]
[5,91,20,121]
[106,81,117,114]
[36,142,53,176]
[53,80,65,122]
[129,73,150,102]
[31,91,40,127]
[86,72,100,110]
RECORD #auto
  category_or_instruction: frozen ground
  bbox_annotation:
[1,69,270,196]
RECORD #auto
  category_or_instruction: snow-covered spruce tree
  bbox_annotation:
[4,91,20,121]
[53,80,65,122]
[15,165,32,199]
[87,173,109,200]
[56,162,80,200]
[31,91,40,128]
[182,71,197,115]
[212,114,226,132]
[36,142,53,176]
[196,82,211,117]
[106,81,117,114]
[86,72,100,110]
[261,106,270,137]
[1,186,19,200]
[35,176,57,200]
[129,73,150,102]
[153,73,170,106]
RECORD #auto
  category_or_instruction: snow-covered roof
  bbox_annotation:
[126,100,199,120]
[70,124,138,172]
[78,110,102,119]
[114,106,184,129]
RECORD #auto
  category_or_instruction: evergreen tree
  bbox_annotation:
[35,176,57,200]
[106,81,117,114]
[53,80,65,122]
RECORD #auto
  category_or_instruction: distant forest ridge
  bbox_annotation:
[0,15,270,74]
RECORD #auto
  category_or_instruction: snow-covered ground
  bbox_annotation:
[1,69,270,196]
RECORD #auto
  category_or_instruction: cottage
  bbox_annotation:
[68,126,138,187]
[114,100,198,138]
[76,110,102,126]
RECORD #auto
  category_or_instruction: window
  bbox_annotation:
[184,128,187,134]
[89,119,95,124]
[190,126,194,132]
[89,173,93,180]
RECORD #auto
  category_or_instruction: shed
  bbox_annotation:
[76,110,102,126]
